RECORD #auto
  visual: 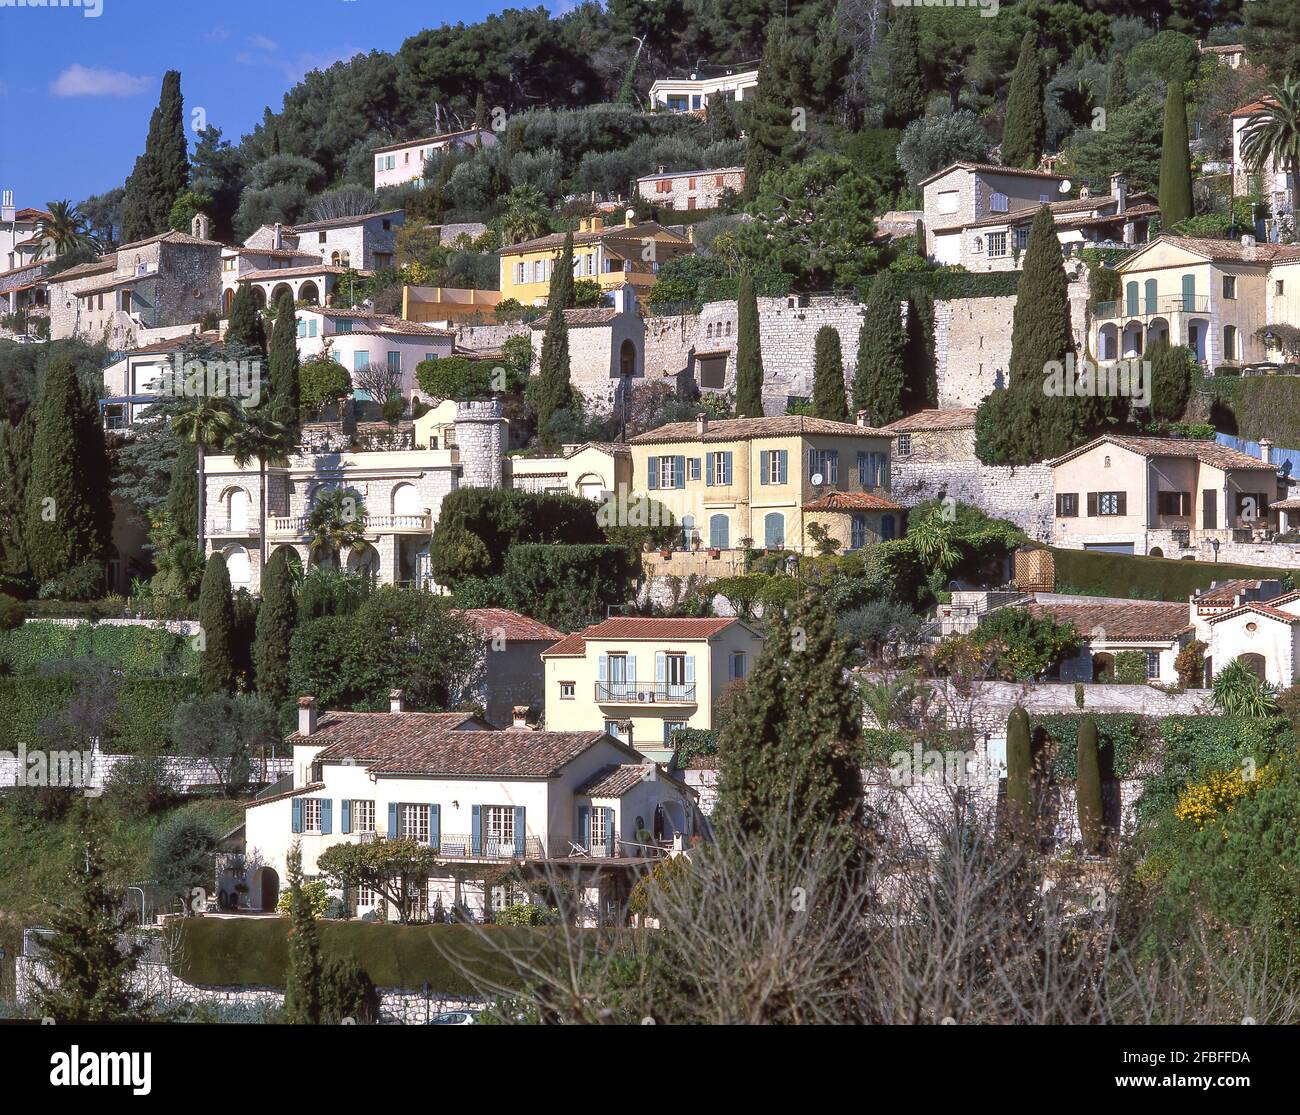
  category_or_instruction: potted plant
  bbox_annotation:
[708,547,721,559]
[659,547,673,559]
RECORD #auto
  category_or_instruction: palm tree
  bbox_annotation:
[304,487,368,569]
[499,184,550,245]
[1211,657,1279,718]
[171,394,238,555]
[226,406,295,573]
[1240,78,1300,220]
[38,200,100,257]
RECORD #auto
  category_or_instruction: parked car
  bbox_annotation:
[426,1010,478,1025]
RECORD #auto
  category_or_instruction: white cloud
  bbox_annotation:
[248,34,279,51]
[204,27,232,42]
[50,64,152,98]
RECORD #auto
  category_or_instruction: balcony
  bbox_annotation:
[1094,294,1210,320]
[266,513,431,538]
[204,519,261,539]
[595,681,697,705]
[429,834,544,860]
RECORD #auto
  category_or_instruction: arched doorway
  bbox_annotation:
[346,542,380,578]
[226,486,250,532]
[224,545,252,588]
[298,280,320,306]
[1237,652,1267,681]
[270,283,294,307]
[252,285,267,309]
[1148,546,1164,558]
[222,288,235,316]
[619,339,637,378]
[1092,652,1115,682]
[1097,323,1119,361]
[575,473,605,501]
[253,866,280,911]
[391,482,421,516]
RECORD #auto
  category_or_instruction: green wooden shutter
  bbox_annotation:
[429,804,440,851]
[577,805,591,851]
[604,808,616,856]
[778,450,788,484]
[706,453,715,485]
[723,451,733,484]
[674,455,685,488]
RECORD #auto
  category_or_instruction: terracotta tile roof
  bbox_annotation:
[455,608,565,642]
[46,255,117,283]
[1026,601,1192,641]
[541,616,746,657]
[366,728,612,777]
[1207,601,1300,626]
[289,209,404,233]
[245,781,325,809]
[881,408,978,433]
[630,415,889,444]
[227,246,319,260]
[636,165,744,183]
[372,129,490,155]
[919,161,1067,187]
[116,228,224,251]
[574,763,649,797]
[1050,435,1278,471]
[291,711,488,759]
[803,491,904,512]
[1192,578,1267,603]
[564,441,631,457]
[1271,499,1300,511]
[12,207,52,222]
[121,331,221,356]
[528,308,621,329]
[241,264,355,281]
[1146,235,1300,264]
[501,220,687,256]
[1231,97,1277,118]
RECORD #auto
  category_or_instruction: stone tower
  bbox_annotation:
[454,398,505,489]
[191,212,211,241]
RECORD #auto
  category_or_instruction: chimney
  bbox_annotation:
[1260,438,1273,465]
[696,412,708,436]
[511,705,530,729]
[389,688,405,713]
[273,222,283,250]
[856,409,870,427]
[298,696,318,737]
[1110,173,1128,214]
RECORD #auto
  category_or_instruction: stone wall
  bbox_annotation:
[0,751,291,792]
[455,321,531,352]
[891,459,1055,541]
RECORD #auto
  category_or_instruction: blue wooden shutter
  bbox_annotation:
[577,805,591,851]
[341,799,351,834]
[827,450,838,483]
[674,456,685,488]
[1181,273,1196,312]
[857,451,867,486]
[429,804,440,851]
[604,808,616,856]
[758,450,767,485]
[471,805,482,855]
[778,450,788,484]
[514,806,526,856]
[647,456,658,489]
[291,797,302,833]
[388,802,398,837]
[722,451,732,484]
[706,453,714,486]
[320,799,332,835]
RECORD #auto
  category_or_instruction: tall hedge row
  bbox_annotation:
[0,622,197,676]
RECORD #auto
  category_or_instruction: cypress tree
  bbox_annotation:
[548,230,575,310]
[166,438,198,538]
[901,291,936,411]
[1001,32,1045,170]
[715,598,864,860]
[854,274,906,426]
[254,548,297,709]
[881,8,927,129]
[1105,57,1126,115]
[734,273,765,418]
[1149,338,1192,423]
[226,284,267,356]
[1076,714,1104,855]
[268,290,301,428]
[1005,706,1033,841]
[534,310,574,437]
[120,70,189,244]
[283,844,322,1024]
[0,416,33,580]
[24,353,112,583]
[811,326,848,421]
[197,552,237,695]
[1158,81,1194,228]
[474,93,488,131]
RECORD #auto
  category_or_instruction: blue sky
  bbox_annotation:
[0,0,544,209]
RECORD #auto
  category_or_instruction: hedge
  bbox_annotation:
[0,621,197,676]
[1027,713,1148,780]
[171,918,552,992]
[502,543,634,632]
[669,727,718,766]
[0,675,200,753]
[1198,375,1300,447]
[1046,546,1293,602]
[874,270,1021,303]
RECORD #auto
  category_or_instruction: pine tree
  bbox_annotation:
[166,438,198,538]
[0,416,33,580]
[197,552,237,694]
[268,290,301,428]
[1158,81,1194,228]
[811,326,848,421]
[715,598,864,859]
[226,284,267,356]
[901,292,936,411]
[283,843,322,1025]
[120,71,189,244]
[1005,707,1033,840]
[743,27,801,200]
[734,273,765,418]
[1106,57,1127,115]
[1076,714,1104,854]
[31,826,144,1022]
[254,548,297,709]
[854,274,906,426]
[474,93,488,131]
[1001,32,1045,170]
[321,955,379,1024]
[882,8,927,129]
[24,353,112,583]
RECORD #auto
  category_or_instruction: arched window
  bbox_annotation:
[679,513,696,550]
[391,482,420,516]
[763,512,784,549]
[706,323,714,339]
[330,250,350,267]
[228,487,250,532]
[709,513,729,550]
[225,546,251,587]
[1223,324,1237,360]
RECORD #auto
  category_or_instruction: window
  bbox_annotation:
[303,798,322,832]
[401,803,429,843]
[1156,491,1191,516]
[881,514,896,541]
[857,451,888,488]
[990,192,1009,212]
[357,884,378,908]
[1144,650,1160,679]
[987,232,1008,257]
[937,190,959,215]
[851,514,868,549]
[698,354,726,388]
[515,262,526,284]
[764,511,785,549]
[709,513,730,549]
[1222,275,1237,299]
[604,719,625,740]
[896,433,912,457]
[1087,492,1126,516]
[808,448,839,483]
[387,351,401,373]
[318,232,328,245]
[687,458,701,481]
[484,806,515,854]
[664,654,688,689]
[1223,324,1237,360]
[708,451,732,485]
[382,219,392,231]
[760,449,786,485]
[658,456,680,489]
[335,319,352,333]
[1055,493,1078,518]
[1013,227,1030,253]
[589,806,607,848]
[728,651,746,682]
[656,179,672,194]
[353,352,368,371]
[664,720,687,745]
[1277,280,1285,296]
[352,800,375,832]
[560,681,575,699]
[297,320,307,339]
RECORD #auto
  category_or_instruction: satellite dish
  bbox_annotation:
[1058,179,1072,194]
[811,472,825,487]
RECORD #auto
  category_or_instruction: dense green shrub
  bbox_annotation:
[669,727,719,766]
[502,544,634,632]
[0,621,197,676]
[1027,713,1146,780]
[1044,547,1292,602]
[0,594,22,631]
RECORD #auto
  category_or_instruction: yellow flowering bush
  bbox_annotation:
[1174,764,1279,829]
